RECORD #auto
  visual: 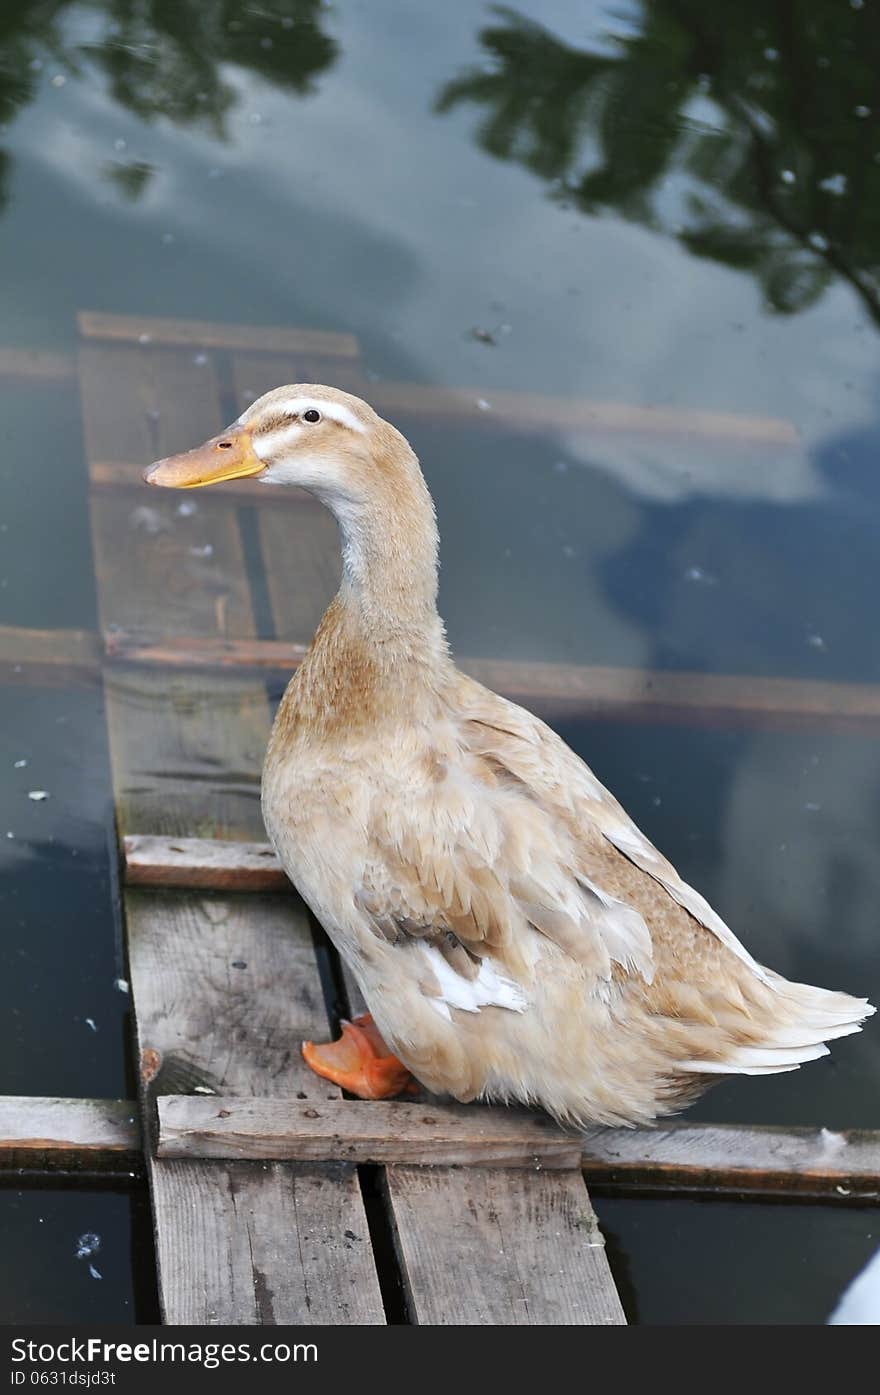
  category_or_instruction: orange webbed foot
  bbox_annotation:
[302,1013,414,1100]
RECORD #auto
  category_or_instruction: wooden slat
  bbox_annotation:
[124,835,288,891]
[157,1096,579,1169]
[370,382,797,445]
[581,1122,880,1201]
[80,338,385,1326]
[105,633,880,731]
[0,347,75,381]
[78,311,359,360]
[0,624,100,688]
[386,1168,625,1325]
[0,1097,140,1171]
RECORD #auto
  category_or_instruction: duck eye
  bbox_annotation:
[302,408,321,424]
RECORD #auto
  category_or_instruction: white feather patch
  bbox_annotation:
[420,946,528,1016]
[274,397,366,433]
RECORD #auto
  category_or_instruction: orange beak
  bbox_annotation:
[143,424,265,489]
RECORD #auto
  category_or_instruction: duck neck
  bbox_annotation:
[329,446,446,665]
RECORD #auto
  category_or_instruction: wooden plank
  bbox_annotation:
[80,338,385,1326]
[157,1096,579,1169]
[127,889,384,1324]
[581,1122,880,1202]
[0,347,75,381]
[0,1097,140,1172]
[370,382,798,445]
[386,1168,625,1325]
[141,1159,376,1325]
[78,311,359,360]
[107,633,308,674]
[0,624,100,688]
[124,835,288,891]
[104,632,880,731]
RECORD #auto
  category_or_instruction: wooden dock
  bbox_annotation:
[1,313,878,1326]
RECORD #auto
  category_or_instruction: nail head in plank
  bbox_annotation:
[157,1096,580,1169]
[386,1167,625,1325]
[79,311,359,360]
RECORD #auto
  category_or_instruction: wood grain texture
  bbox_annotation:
[386,1167,625,1325]
[81,340,384,1326]
[149,1160,377,1325]
[0,1097,140,1171]
[581,1121,880,1201]
[126,890,334,1101]
[127,888,384,1324]
[157,1096,580,1169]
[124,835,288,891]
[78,311,359,360]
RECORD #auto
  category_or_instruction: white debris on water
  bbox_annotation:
[807,632,827,650]
[84,1018,98,1033]
[177,500,197,517]
[189,544,214,558]
[76,1233,101,1260]
[780,169,796,185]
[27,790,49,801]
[475,398,492,411]
[14,759,27,768]
[114,978,130,994]
[88,1266,102,1281]
[819,173,848,196]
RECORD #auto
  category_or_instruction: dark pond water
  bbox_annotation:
[1,0,878,1323]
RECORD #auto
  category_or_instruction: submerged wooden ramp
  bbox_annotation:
[78,311,625,1325]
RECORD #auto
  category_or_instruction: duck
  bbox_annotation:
[144,384,874,1126]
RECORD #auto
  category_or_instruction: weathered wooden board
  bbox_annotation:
[0,1097,140,1172]
[124,835,288,891]
[0,624,99,688]
[80,336,385,1325]
[371,383,798,444]
[101,633,880,731]
[386,1167,625,1325]
[582,1122,880,1201]
[0,347,75,381]
[157,1096,579,1169]
[79,310,359,360]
